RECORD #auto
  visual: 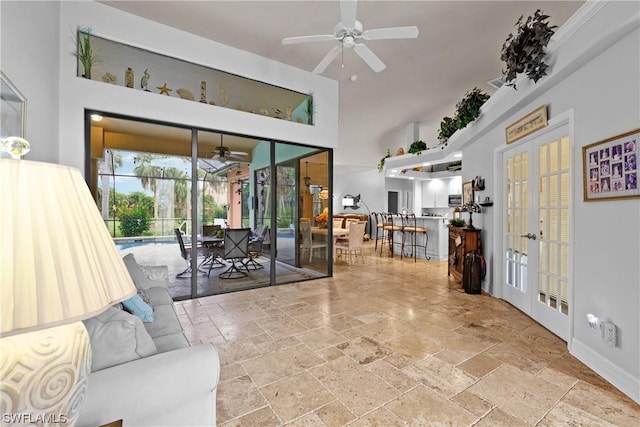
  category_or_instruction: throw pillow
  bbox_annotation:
[83,307,157,371]
[122,294,154,323]
[138,288,153,309]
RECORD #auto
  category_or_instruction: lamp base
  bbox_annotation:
[0,322,91,425]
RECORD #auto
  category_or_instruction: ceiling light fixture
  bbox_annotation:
[90,114,103,122]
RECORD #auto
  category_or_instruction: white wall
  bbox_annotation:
[0,1,61,162]
[462,2,639,402]
[333,169,384,216]
[0,1,338,172]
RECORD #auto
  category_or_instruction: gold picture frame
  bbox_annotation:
[582,128,639,202]
[505,105,547,144]
[0,71,26,139]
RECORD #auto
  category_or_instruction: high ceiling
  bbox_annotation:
[101,0,583,174]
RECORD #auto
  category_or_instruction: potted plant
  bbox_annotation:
[408,140,427,155]
[377,149,391,173]
[501,10,557,89]
[74,27,100,79]
[437,87,490,146]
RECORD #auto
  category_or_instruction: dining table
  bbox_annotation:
[311,227,348,260]
[197,235,225,276]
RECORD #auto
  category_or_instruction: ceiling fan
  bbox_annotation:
[208,135,248,163]
[281,0,418,74]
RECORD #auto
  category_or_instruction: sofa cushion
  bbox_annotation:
[84,307,157,371]
[122,294,154,323]
[122,253,160,291]
[143,304,184,339]
[144,287,174,306]
[153,333,191,353]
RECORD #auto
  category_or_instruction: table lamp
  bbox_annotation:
[0,151,136,424]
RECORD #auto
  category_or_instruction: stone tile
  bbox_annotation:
[402,356,476,398]
[219,362,246,383]
[385,385,478,425]
[315,346,345,362]
[325,313,365,331]
[355,311,390,324]
[217,319,265,341]
[311,355,400,416]
[336,336,392,365]
[468,364,566,424]
[261,372,334,424]
[536,367,578,391]
[432,348,468,365]
[538,401,617,427]
[383,333,442,362]
[216,339,262,366]
[341,317,412,342]
[457,352,503,379]
[366,359,418,393]
[473,408,527,426]
[482,341,548,374]
[347,407,406,427]
[314,400,355,427]
[242,343,325,387]
[561,381,640,426]
[257,313,309,340]
[295,326,347,351]
[282,412,325,426]
[452,390,493,417]
[239,406,281,427]
[255,336,302,354]
[216,375,268,424]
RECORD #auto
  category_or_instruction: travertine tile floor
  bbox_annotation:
[175,242,640,426]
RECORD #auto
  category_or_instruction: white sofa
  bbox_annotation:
[77,254,220,426]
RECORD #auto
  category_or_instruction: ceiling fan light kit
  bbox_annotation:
[282,0,418,74]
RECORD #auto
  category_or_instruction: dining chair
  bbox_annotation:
[218,228,252,279]
[335,222,366,265]
[300,221,327,262]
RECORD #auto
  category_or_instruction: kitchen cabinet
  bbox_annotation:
[422,179,448,208]
[449,176,462,195]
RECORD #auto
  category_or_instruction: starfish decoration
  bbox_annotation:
[157,83,172,95]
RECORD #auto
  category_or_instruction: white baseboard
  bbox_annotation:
[571,338,640,404]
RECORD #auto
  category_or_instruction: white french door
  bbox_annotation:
[503,125,572,341]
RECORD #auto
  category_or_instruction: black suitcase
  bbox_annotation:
[463,250,482,294]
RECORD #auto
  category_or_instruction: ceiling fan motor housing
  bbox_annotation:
[335,21,363,48]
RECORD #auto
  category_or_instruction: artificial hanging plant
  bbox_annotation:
[500,9,557,89]
[377,149,391,173]
[408,140,428,155]
[437,87,490,147]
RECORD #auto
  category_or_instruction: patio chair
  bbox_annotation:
[219,228,252,279]
[174,228,200,278]
[245,225,269,270]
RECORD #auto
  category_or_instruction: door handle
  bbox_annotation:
[520,233,537,240]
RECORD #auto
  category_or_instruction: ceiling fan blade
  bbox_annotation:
[340,0,357,30]
[282,34,336,45]
[363,26,419,40]
[313,46,342,74]
[353,43,385,72]
[229,151,248,156]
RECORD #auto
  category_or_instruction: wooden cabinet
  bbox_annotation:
[448,226,481,282]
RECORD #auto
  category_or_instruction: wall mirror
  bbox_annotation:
[0,71,26,139]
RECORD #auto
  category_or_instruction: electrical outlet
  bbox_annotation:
[603,321,617,347]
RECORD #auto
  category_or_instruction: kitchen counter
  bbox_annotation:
[387,215,449,260]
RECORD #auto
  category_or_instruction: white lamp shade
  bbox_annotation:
[0,159,136,336]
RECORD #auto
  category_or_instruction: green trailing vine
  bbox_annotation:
[377,149,391,173]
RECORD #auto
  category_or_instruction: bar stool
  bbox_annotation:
[381,213,403,257]
[372,212,386,252]
[401,213,429,262]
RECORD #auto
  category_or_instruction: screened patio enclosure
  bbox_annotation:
[88,113,332,300]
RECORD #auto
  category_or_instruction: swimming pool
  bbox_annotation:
[114,238,177,251]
